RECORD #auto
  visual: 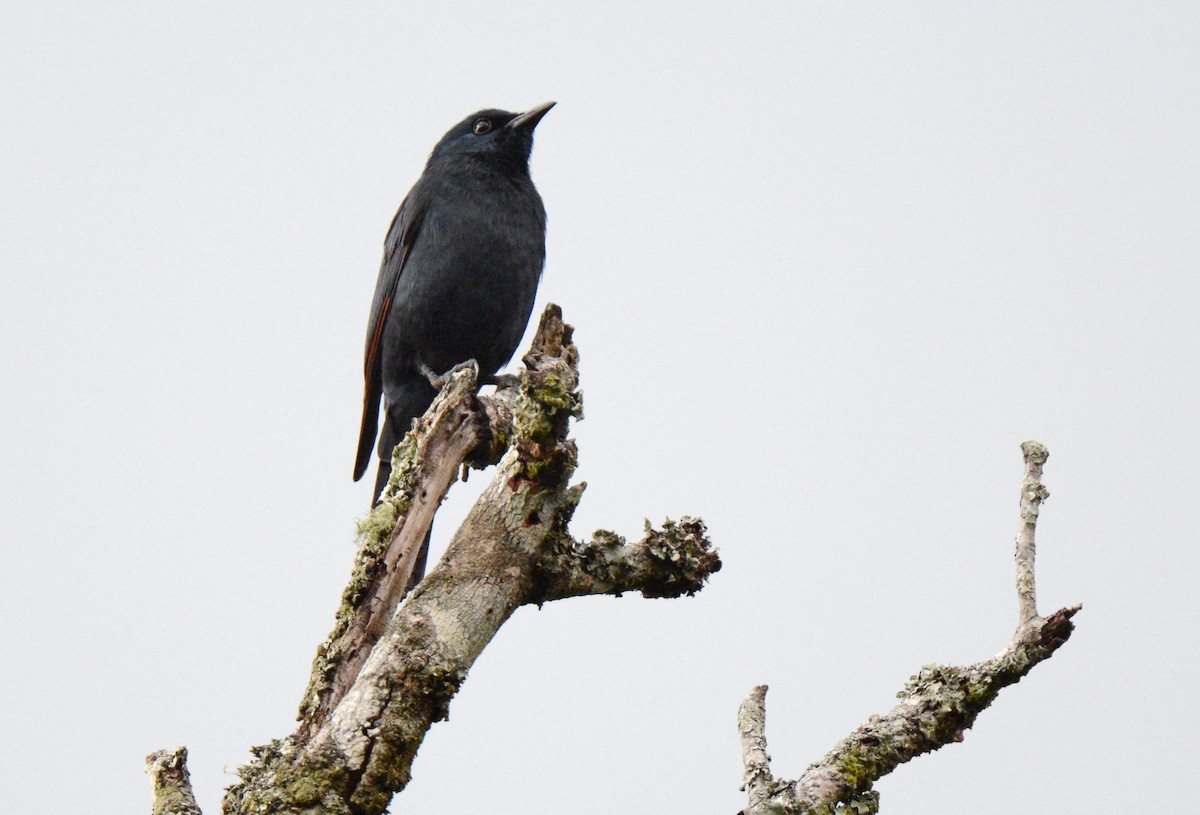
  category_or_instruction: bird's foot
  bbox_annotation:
[420,359,481,389]
[417,362,443,388]
[418,361,449,389]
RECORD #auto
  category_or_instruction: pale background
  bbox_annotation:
[2,2,1196,812]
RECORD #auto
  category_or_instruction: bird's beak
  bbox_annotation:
[507,101,556,132]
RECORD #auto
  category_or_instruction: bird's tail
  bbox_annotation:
[371,455,393,507]
[407,528,431,593]
[354,378,383,483]
[367,375,438,502]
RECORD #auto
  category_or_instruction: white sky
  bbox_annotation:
[2,2,1196,813]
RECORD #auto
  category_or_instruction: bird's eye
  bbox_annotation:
[473,119,492,135]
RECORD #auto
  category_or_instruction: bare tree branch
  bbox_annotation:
[738,441,1080,815]
[296,361,498,742]
[145,747,202,815]
[738,685,777,811]
[1016,440,1049,626]
[168,305,722,815]
[145,310,1074,815]
[539,517,720,601]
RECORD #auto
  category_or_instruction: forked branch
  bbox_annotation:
[737,441,1080,815]
[148,306,720,815]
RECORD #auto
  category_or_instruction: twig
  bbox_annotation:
[738,685,776,811]
[1016,440,1049,626]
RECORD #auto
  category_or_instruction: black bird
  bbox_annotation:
[354,102,554,586]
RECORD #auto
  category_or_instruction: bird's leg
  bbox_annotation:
[418,360,448,389]
[420,359,484,390]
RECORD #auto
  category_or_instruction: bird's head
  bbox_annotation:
[427,102,555,169]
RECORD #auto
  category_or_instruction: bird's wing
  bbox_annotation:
[353,197,425,481]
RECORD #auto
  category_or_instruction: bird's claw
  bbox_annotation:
[421,359,484,390]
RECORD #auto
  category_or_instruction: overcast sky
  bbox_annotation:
[2,2,1197,813]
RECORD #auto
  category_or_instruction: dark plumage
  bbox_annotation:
[354,102,553,586]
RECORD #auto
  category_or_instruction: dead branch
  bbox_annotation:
[146,313,1077,815]
[296,361,497,742]
[737,441,1080,815]
[145,747,202,815]
[148,306,720,815]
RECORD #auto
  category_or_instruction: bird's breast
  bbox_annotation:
[384,167,545,376]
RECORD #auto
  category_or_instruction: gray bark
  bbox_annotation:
[148,306,720,815]
[735,441,1079,815]
[146,310,1077,815]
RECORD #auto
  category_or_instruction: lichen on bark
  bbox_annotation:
[160,305,721,815]
[736,442,1079,815]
